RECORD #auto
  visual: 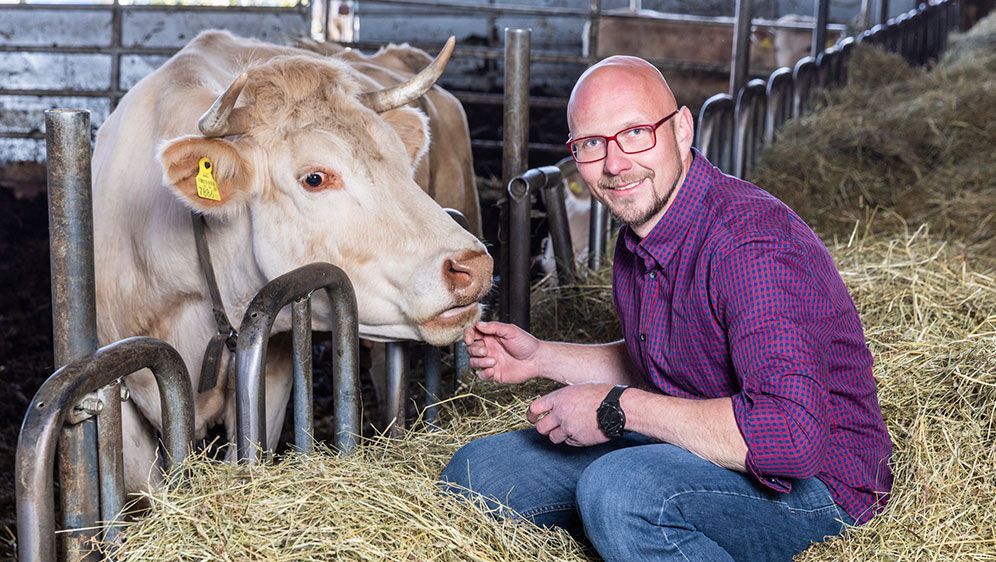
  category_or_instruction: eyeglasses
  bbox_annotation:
[566,110,679,164]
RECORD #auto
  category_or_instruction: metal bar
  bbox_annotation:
[696,93,735,173]
[96,382,124,545]
[0,2,300,12]
[423,345,442,426]
[384,341,407,438]
[0,44,179,56]
[292,297,314,453]
[507,169,539,330]
[764,68,793,145]
[880,0,890,25]
[813,0,831,57]
[541,164,577,285]
[733,79,767,179]
[16,337,193,562]
[587,198,608,271]
[235,262,359,463]
[588,0,601,64]
[45,108,101,562]
[499,27,531,324]
[792,56,818,118]
[110,0,123,108]
[729,0,752,95]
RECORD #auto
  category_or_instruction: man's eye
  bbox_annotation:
[625,127,651,137]
[582,138,604,149]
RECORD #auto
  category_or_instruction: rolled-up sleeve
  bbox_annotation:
[715,235,834,492]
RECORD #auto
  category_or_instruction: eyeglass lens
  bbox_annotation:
[570,125,657,163]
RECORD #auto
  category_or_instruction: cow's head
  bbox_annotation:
[157,38,491,346]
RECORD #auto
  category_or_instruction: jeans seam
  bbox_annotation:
[657,499,692,562]
[663,489,839,515]
[520,502,575,518]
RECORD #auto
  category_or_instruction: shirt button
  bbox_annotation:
[648,271,656,279]
[639,333,646,342]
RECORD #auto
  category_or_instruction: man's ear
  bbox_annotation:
[381,106,430,168]
[158,135,254,215]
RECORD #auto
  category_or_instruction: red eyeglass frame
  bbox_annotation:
[566,109,680,164]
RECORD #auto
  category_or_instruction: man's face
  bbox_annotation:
[568,70,686,235]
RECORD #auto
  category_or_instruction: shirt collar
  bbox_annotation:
[621,148,713,270]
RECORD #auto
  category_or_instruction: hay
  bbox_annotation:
[749,15,996,263]
[105,392,586,561]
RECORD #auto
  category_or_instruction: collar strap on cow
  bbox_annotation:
[191,213,238,393]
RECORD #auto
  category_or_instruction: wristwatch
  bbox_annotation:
[596,385,629,438]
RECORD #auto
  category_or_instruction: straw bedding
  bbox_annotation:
[105,18,994,562]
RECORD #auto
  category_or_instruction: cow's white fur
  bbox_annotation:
[92,30,491,491]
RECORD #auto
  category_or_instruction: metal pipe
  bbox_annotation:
[45,108,101,562]
[235,262,359,462]
[765,68,794,145]
[540,167,577,285]
[813,0,831,58]
[384,341,407,438]
[292,298,314,453]
[733,79,767,179]
[729,0,753,95]
[507,167,545,329]
[792,56,818,118]
[696,93,736,174]
[423,345,442,426]
[587,198,608,271]
[16,337,193,562]
[96,382,124,544]
[500,27,531,323]
[880,0,890,25]
[588,0,601,63]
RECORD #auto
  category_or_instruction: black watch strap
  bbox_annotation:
[603,384,628,404]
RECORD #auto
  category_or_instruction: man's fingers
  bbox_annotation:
[534,414,558,435]
[474,321,519,339]
[469,356,495,369]
[527,395,552,423]
[548,427,570,445]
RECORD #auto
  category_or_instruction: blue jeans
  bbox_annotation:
[440,429,853,562]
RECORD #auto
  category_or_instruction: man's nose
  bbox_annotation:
[603,139,632,176]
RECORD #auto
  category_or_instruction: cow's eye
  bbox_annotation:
[297,169,343,192]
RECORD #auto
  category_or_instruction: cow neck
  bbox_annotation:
[191,212,238,393]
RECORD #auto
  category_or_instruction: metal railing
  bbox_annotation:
[234,262,360,463]
[16,338,195,562]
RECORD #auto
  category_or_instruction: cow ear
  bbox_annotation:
[158,135,254,215]
[381,107,430,168]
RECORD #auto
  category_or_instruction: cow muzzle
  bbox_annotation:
[417,249,493,345]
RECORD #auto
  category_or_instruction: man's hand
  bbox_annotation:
[464,321,542,384]
[527,383,615,447]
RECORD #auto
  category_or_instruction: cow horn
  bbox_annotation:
[358,36,456,113]
[198,72,251,137]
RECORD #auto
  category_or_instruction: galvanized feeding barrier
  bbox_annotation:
[16,106,477,561]
[500,0,961,327]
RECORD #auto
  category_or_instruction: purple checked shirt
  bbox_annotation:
[612,150,893,524]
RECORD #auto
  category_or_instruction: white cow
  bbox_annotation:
[91,30,492,491]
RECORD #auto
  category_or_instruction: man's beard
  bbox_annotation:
[598,135,683,229]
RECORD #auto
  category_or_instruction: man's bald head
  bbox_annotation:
[567,56,677,132]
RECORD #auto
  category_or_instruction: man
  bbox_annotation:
[440,56,893,561]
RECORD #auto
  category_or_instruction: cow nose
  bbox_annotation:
[443,249,493,303]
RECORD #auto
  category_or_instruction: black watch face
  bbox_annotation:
[597,403,625,437]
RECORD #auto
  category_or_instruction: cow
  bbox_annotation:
[90,29,493,492]
[296,39,482,236]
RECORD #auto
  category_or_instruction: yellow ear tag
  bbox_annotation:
[195,157,221,201]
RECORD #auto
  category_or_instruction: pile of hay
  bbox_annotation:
[749,14,996,263]
[106,230,995,560]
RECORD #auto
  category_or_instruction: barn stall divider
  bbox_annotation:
[501,0,961,325]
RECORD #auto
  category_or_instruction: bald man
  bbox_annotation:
[441,57,892,561]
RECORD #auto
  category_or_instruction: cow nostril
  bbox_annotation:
[445,258,473,288]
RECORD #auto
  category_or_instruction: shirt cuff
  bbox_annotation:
[732,391,794,494]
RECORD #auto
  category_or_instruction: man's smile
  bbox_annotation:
[601,177,649,193]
